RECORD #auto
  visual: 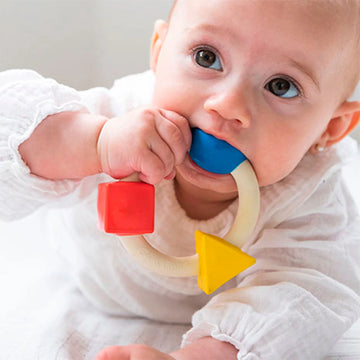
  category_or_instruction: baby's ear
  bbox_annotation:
[150,20,168,73]
[324,101,360,146]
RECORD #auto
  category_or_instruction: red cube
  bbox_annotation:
[97,181,155,235]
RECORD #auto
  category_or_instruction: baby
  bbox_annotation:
[1,0,360,359]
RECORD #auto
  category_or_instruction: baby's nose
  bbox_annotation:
[204,89,251,128]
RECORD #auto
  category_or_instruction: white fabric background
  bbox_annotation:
[1,155,360,359]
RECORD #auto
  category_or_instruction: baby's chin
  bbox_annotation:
[255,161,300,188]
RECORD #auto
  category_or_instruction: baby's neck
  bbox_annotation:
[174,178,237,220]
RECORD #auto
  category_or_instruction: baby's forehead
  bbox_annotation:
[170,0,357,41]
[170,0,360,84]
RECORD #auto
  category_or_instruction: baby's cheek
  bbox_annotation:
[152,78,197,118]
[152,90,180,113]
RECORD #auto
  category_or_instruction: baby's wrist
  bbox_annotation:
[96,116,110,175]
[170,337,237,360]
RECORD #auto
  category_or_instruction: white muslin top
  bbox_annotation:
[1,69,360,360]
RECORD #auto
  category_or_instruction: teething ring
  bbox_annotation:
[98,129,260,294]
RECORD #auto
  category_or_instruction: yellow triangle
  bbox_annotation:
[195,230,256,295]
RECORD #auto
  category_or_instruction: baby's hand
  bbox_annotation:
[97,107,191,184]
[95,344,176,360]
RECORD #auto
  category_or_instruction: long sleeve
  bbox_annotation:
[0,69,155,221]
[182,139,360,359]
[0,69,91,220]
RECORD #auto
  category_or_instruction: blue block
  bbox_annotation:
[189,128,247,174]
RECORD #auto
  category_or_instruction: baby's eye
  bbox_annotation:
[194,48,222,71]
[265,78,299,98]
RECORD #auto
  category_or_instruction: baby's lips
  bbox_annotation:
[189,128,247,174]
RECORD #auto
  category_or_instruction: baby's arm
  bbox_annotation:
[19,111,107,180]
[95,337,237,360]
[19,107,191,183]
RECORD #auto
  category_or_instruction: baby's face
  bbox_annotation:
[152,0,357,194]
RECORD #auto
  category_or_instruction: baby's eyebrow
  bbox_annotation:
[287,57,320,91]
[189,23,221,32]
[186,22,236,40]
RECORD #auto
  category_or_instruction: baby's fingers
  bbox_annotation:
[138,137,176,184]
[156,110,192,165]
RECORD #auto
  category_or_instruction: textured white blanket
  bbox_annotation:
[1,151,360,359]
